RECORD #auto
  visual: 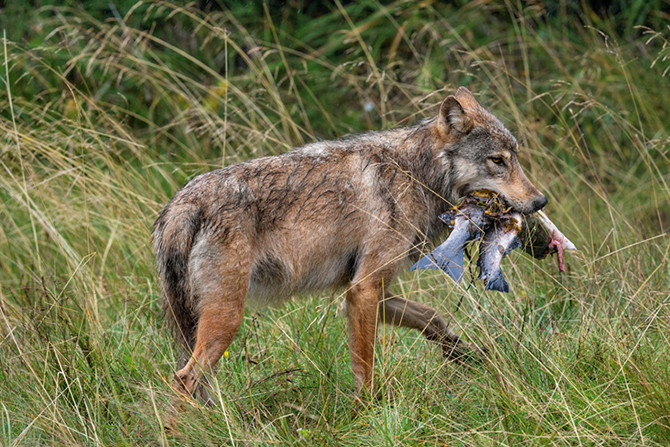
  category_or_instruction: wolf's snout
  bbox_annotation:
[530,195,548,213]
[508,192,548,214]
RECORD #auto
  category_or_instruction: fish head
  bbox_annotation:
[436,87,547,214]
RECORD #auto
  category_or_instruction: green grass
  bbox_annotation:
[1,1,669,445]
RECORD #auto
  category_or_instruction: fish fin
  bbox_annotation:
[486,272,509,293]
[503,237,522,256]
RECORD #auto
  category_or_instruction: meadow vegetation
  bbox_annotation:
[0,1,669,445]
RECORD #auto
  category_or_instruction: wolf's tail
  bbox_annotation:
[152,203,203,366]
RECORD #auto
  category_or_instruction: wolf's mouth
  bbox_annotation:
[458,187,537,215]
[457,186,511,209]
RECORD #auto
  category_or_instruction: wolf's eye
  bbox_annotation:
[490,157,504,166]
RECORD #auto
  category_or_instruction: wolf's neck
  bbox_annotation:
[383,123,455,207]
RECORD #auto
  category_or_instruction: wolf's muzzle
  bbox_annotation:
[530,195,548,213]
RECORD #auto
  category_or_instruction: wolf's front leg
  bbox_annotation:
[345,279,382,392]
[378,294,487,361]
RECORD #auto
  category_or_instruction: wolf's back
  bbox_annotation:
[152,201,203,363]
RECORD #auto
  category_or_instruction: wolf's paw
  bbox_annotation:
[173,369,197,396]
[163,412,179,435]
[441,339,488,364]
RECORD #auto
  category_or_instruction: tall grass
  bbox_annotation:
[1,1,668,445]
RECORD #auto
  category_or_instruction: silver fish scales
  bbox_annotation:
[411,191,575,292]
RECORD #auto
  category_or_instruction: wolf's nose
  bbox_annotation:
[532,195,548,212]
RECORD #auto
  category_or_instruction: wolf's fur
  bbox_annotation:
[153,87,546,398]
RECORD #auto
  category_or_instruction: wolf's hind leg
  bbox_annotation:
[173,237,251,399]
[378,294,486,360]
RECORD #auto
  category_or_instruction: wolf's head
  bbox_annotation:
[434,87,547,214]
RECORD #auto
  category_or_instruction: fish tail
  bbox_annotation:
[438,247,466,283]
[485,272,509,293]
[410,254,440,271]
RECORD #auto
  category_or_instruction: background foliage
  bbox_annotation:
[1,0,669,445]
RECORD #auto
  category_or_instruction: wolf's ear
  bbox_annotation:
[437,95,472,138]
[454,87,480,108]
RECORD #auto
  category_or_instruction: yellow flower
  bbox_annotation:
[224,351,229,358]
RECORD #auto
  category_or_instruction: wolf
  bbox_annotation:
[152,87,547,399]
